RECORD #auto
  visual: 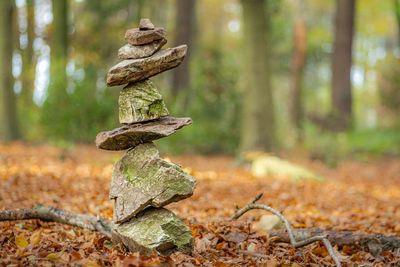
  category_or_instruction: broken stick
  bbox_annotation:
[231,193,342,267]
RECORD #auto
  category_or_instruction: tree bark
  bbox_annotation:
[49,0,69,96]
[42,0,69,134]
[394,0,400,47]
[20,0,36,110]
[171,0,196,102]
[240,0,276,152]
[0,204,112,237]
[289,1,307,140]
[0,0,19,141]
[331,0,356,131]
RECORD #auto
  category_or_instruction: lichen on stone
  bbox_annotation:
[110,142,196,223]
[119,79,169,124]
[112,208,193,255]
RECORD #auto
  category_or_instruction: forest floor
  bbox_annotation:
[0,142,399,266]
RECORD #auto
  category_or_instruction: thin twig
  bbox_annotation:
[0,204,112,237]
[231,194,342,267]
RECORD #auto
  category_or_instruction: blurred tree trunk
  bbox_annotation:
[171,0,196,103]
[50,0,68,95]
[0,0,19,141]
[20,0,36,117]
[289,0,307,140]
[42,0,69,137]
[240,0,276,153]
[394,0,400,47]
[331,0,355,131]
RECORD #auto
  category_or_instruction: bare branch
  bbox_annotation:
[231,194,342,267]
[0,204,112,237]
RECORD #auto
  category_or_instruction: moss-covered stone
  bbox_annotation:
[112,208,193,255]
[119,79,169,124]
[110,142,196,223]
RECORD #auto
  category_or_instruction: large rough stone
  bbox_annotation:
[112,208,193,255]
[118,38,167,60]
[106,45,187,87]
[125,27,166,45]
[96,117,192,151]
[110,143,196,223]
[139,18,155,30]
[119,79,169,124]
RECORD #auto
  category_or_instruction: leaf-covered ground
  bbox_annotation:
[0,143,399,266]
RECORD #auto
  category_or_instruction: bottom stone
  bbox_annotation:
[112,208,193,255]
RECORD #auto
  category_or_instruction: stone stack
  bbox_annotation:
[95,19,196,255]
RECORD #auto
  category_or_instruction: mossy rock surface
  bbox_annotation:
[110,142,196,223]
[119,79,169,124]
[112,208,193,255]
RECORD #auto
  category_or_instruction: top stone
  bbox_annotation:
[125,28,166,45]
[139,18,155,30]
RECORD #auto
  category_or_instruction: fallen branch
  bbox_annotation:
[270,228,400,255]
[231,193,342,267]
[0,204,112,237]
[1,202,399,263]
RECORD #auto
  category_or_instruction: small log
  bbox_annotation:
[0,204,112,237]
[270,228,400,254]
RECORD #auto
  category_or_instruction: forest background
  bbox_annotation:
[1,0,400,164]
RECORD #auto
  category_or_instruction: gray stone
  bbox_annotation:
[118,38,167,60]
[96,117,192,151]
[139,18,155,30]
[110,142,196,223]
[106,45,187,87]
[125,27,166,45]
[118,79,169,124]
[112,208,193,255]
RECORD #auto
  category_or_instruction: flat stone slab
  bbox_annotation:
[112,208,193,255]
[139,18,155,30]
[110,142,196,223]
[96,117,192,151]
[106,45,187,87]
[125,27,166,45]
[119,79,169,124]
[118,38,167,60]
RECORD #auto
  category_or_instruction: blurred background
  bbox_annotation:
[0,0,399,164]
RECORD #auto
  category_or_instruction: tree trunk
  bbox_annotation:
[240,0,276,153]
[289,1,307,140]
[331,0,356,131]
[394,0,400,47]
[20,0,36,131]
[171,0,196,101]
[0,0,19,141]
[50,0,68,93]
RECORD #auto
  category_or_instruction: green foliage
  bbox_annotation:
[304,123,400,167]
[158,45,241,154]
[41,64,117,142]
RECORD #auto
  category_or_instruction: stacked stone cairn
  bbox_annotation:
[95,18,196,255]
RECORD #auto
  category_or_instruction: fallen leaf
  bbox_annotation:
[46,252,60,261]
[83,260,100,267]
[15,235,29,249]
[30,230,41,246]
